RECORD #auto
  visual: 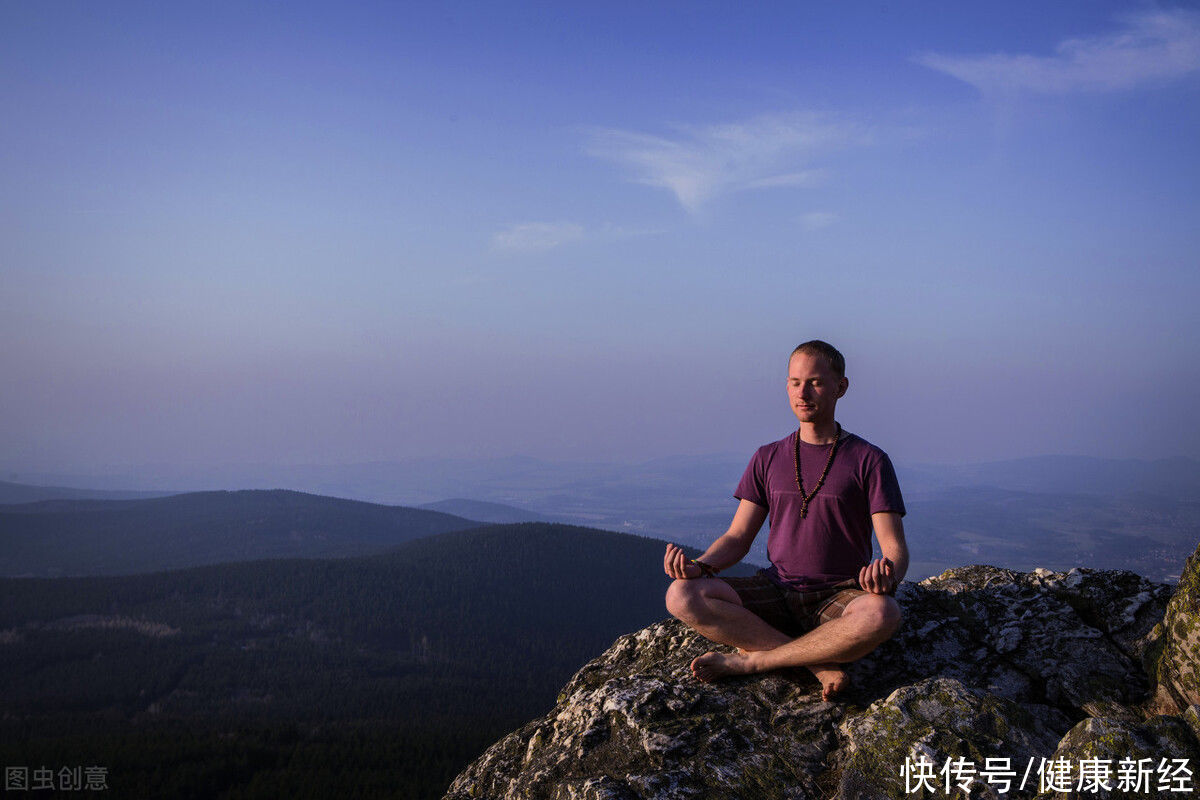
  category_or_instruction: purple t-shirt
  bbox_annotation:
[735,430,905,590]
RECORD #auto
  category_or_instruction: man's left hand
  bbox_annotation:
[859,557,895,594]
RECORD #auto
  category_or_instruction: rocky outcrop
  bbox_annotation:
[1148,545,1200,715]
[445,548,1200,800]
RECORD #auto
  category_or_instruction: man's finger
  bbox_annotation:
[881,559,894,592]
[866,560,884,593]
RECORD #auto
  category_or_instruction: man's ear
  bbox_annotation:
[838,377,849,398]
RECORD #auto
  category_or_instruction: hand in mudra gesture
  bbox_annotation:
[663,543,701,579]
[859,557,895,594]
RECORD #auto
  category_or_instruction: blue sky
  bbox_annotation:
[2,1,1198,472]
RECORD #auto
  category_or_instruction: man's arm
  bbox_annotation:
[859,511,908,594]
[664,499,767,579]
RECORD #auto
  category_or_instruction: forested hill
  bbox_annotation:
[2,523,735,798]
[1,523,696,686]
[0,489,480,577]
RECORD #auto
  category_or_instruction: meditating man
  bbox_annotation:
[664,340,908,699]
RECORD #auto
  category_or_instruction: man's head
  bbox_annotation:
[787,340,848,426]
[788,340,845,378]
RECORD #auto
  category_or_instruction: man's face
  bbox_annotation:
[787,352,848,425]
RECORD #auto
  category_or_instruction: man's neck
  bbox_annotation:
[798,420,841,445]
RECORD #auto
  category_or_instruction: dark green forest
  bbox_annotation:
[2,523,733,798]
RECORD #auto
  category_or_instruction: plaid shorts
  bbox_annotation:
[719,572,865,637]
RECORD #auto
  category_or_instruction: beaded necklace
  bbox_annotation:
[793,422,843,519]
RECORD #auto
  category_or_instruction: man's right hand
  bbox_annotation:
[664,543,702,579]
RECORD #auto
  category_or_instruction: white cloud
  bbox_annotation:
[799,211,838,231]
[489,221,664,253]
[743,170,824,190]
[491,222,585,253]
[916,9,1200,95]
[585,112,858,212]
[594,222,669,240]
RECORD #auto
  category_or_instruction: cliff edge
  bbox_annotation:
[445,545,1200,799]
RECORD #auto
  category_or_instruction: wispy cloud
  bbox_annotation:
[585,112,858,212]
[593,222,669,240]
[490,221,663,253]
[916,9,1200,95]
[491,222,585,253]
[799,211,838,231]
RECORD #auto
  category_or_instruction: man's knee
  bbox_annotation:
[665,578,726,623]
[665,578,700,621]
[845,593,902,637]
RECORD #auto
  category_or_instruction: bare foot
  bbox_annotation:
[808,664,847,700]
[690,650,754,683]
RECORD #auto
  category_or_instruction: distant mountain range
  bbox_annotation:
[3,450,1198,582]
[9,452,1197,525]
[0,479,175,504]
[10,452,1198,504]
[0,489,480,577]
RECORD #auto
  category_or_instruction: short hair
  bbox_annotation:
[789,340,845,378]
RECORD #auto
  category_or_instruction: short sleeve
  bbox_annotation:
[734,447,769,508]
[867,451,906,517]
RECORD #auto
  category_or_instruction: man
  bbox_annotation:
[664,340,908,699]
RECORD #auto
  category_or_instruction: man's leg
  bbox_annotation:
[689,593,901,692]
[665,578,850,697]
[665,577,791,651]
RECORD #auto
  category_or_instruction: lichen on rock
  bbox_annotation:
[836,677,1063,800]
[1032,712,1200,799]
[1149,544,1200,714]
[445,548,1200,800]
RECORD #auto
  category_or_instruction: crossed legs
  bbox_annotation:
[665,577,901,699]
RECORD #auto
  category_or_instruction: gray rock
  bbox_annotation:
[1032,712,1200,799]
[445,555,1198,800]
[1148,544,1200,714]
[836,677,1061,800]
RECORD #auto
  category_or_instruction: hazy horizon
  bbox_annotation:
[3,2,1198,473]
[4,449,1198,501]
[5,448,1200,485]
